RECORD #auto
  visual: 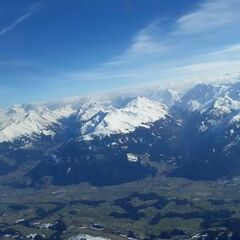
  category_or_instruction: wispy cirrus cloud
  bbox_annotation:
[174,0,240,35]
[0,2,41,37]
[206,44,240,57]
[101,0,240,84]
[127,20,168,55]
[104,20,168,66]
[10,0,239,98]
[105,0,240,67]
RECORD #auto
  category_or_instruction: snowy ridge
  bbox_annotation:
[200,95,240,117]
[2,80,240,143]
[0,105,75,142]
[77,101,106,122]
[198,97,240,132]
[80,96,168,139]
[178,82,232,112]
[0,96,168,143]
[175,81,240,133]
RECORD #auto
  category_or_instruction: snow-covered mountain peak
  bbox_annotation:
[0,104,76,143]
[111,96,135,108]
[0,95,170,142]
[177,81,240,113]
[82,101,102,110]
[2,79,240,143]
[81,96,169,139]
[126,96,157,108]
[77,101,105,122]
[200,95,240,117]
[213,96,240,112]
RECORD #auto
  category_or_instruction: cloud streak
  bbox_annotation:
[0,2,41,36]
[101,0,240,85]
[127,20,168,55]
[4,0,240,103]
[109,0,240,65]
[175,0,240,35]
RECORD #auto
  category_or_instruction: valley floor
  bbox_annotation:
[0,176,240,240]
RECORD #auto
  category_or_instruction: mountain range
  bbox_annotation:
[1,80,240,186]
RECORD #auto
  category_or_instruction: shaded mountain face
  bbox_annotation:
[172,81,240,180]
[1,81,240,186]
[28,115,182,186]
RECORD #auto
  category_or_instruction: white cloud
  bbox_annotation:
[174,60,240,74]
[0,3,41,36]
[127,20,167,55]
[207,44,240,57]
[58,0,240,91]
[107,0,240,66]
[105,20,169,65]
[175,0,240,35]
[166,60,240,89]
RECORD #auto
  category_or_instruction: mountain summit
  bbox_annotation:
[1,80,240,186]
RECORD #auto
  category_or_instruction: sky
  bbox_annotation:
[0,0,240,107]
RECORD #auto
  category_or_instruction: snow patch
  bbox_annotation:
[127,153,138,162]
[69,234,110,240]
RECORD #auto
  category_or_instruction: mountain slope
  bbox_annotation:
[79,96,168,139]
[0,105,75,143]
[170,80,240,180]
[1,81,240,186]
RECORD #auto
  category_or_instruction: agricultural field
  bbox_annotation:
[1,176,240,239]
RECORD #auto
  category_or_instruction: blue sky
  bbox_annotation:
[0,0,240,106]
